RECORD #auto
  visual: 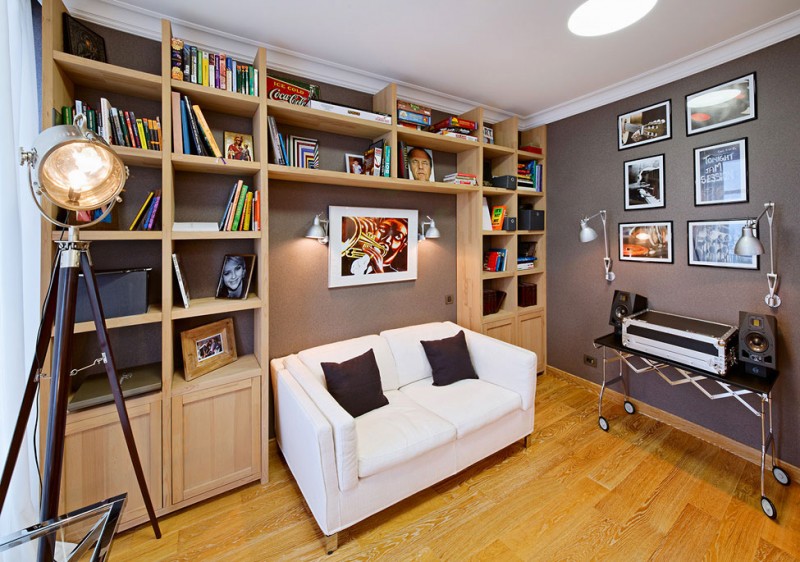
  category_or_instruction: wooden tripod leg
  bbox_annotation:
[80,253,162,539]
[0,255,61,512]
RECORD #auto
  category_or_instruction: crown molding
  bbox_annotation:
[520,9,800,129]
[67,1,799,131]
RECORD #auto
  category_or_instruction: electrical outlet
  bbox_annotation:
[583,354,597,368]
[445,295,454,305]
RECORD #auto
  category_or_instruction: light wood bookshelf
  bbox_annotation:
[39,0,547,532]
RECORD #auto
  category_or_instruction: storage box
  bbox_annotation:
[491,175,517,190]
[518,282,537,307]
[483,290,506,315]
[75,268,151,323]
[519,208,544,231]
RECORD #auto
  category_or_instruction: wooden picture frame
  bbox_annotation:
[694,138,748,206]
[63,14,107,62]
[624,154,665,210]
[686,73,756,135]
[619,221,674,263]
[180,318,237,381]
[215,254,256,299]
[224,131,253,161]
[617,100,671,150]
[687,219,758,270]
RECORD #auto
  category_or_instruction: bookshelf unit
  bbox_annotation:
[39,0,546,531]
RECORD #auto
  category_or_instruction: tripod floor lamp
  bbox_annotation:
[0,115,161,548]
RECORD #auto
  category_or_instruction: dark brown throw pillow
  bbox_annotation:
[421,330,479,386]
[321,349,389,417]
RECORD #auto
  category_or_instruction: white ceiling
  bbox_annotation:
[68,0,800,127]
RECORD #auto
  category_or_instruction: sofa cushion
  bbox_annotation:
[421,330,479,386]
[399,378,521,438]
[356,390,456,478]
[298,334,400,391]
[321,349,389,418]
[380,322,461,387]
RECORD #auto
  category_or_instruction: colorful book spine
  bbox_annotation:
[129,191,154,230]
[231,184,249,231]
[241,191,253,231]
[191,105,222,157]
[145,191,161,230]
[225,180,244,231]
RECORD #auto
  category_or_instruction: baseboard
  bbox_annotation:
[544,366,800,483]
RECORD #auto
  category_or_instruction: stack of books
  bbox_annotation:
[58,99,161,151]
[171,37,258,96]
[518,241,537,270]
[517,160,543,191]
[219,180,260,231]
[397,100,432,129]
[517,256,538,271]
[483,249,507,272]
[428,117,478,142]
[171,92,223,158]
[364,139,390,177]
[443,172,478,186]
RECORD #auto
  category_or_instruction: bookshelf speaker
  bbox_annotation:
[609,290,647,335]
[738,311,777,377]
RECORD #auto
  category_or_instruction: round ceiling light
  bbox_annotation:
[568,0,658,37]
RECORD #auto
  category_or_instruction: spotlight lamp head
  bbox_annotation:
[305,213,329,244]
[419,216,440,241]
[734,201,781,308]
[579,209,615,282]
[20,114,127,229]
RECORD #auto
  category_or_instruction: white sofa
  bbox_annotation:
[270,321,537,552]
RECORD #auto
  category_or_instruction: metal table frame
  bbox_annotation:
[594,333,791,519]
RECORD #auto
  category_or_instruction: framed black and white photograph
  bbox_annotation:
[686,73,756,135]
[694,138,748,206]
[215,254,256,299]
[688,219,758,269]
[617,100,671,150]
[624,154,665,210]
[619,221,673,263]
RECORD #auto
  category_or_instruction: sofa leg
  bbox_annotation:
[324,532,338,554]
[523,434,534,448]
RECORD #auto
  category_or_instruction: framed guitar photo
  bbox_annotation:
[618,100,671,150]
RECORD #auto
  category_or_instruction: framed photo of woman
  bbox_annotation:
[215,254,256,299]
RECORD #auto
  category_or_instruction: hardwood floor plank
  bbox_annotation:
[650,504,719,561]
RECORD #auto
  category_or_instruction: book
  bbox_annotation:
[241,191,253,231]
[219,181,240,230]
[231,184,250,230]
[224,180,244,231]
[267,116,285,165]
[123,111,138,148]
[398,141,408,179]
[278,133,289,166]
[129,191,154,230]
[144,191,161,230]
[136,119,149,150]
[173,222,220,232]
[482,197,492,230]
[182,95,207,156]
[252,190,260,231]
[382,145,391,177]
[99,97,112,144]
[491,206,507,231]
[172,253,191,308]
[192,104,223,157]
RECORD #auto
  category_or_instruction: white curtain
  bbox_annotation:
[0,0,41,540]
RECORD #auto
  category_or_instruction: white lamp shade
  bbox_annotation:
[305,215,327,239]
[580,224,598,243]
[734,225,764,256]
[425,225,441,239]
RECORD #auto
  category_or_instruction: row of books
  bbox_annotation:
[364,139,391,177]
[219,180,261,231]
[172,92,223,158]
[484,249,508,272]
[58,99,161,151]
[171,38,259,96]
[267,116,319,168]
[129,190,162,231]
[517,161,543,191]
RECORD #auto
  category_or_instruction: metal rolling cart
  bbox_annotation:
[593,332,791,519]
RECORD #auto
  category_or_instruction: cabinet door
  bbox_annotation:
[518,310,545,372]
[482,316,516,345]
[60,397,163,527]
[171,377,261,504]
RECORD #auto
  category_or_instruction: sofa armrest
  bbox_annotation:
[463,329,537,410]
[283,355,359,492]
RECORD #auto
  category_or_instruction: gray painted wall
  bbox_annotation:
[548,35,800,465]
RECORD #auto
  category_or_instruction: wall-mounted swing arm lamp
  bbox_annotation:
[419,216,440,241]
[579,209,615,282]
[734,201,781,308]
[4,113,162,551]
[305,212,329,244]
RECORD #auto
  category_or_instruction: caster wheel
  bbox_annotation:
[761,496,777,519]
[773,466,791,486]
[624,400,636,415]
[598,416,609,432]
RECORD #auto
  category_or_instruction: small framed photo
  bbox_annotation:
[686,73,756,135]
[63,14,107,62]
[624,154,665,210]
[215,254,256,299]
[344,153,364,174]
[224,131,253,161]
[694,138,748,206]
[288,135,319,168]
[618,100,671,150]
[688,219,758,270]
[180,318,237,381]
[619,221,673,263]
[407,146,436,182]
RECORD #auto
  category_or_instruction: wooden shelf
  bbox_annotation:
[482,230,514,236]
[266,165,479,194]
[482,270,515,280]
[483,144,516,159]
[397,128,481,153]
[172,153,261,175]
[482,310,516,323]
[53,51,162,100]
[51,230,162,241]
[172,230,261,240]
[517,188,544,197]
[113,146,163,168]
[518,304,545,314]
[517,268,544,277]
[171,79,260,117]
[171,354,261,396]
[482,187,516,196]
[171,295,263,320]
[267,101,392,138]
[71,305,163,335]
[517,230,545,236]
[517,148,545,161]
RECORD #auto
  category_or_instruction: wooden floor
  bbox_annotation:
[111,371,800,561]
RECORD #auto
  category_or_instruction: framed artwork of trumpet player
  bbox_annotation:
[328,206,418,288]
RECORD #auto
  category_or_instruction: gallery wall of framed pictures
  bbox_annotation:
[613,72,760,269]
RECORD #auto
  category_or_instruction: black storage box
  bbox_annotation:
[75,268,151,323]
[503,217,517,231]
[519,282,537,307]
[491,175,517,190]
[483,289,507,315]
[519,209,544,231]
